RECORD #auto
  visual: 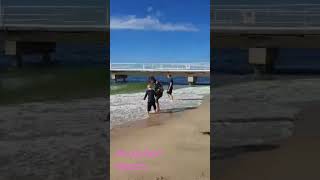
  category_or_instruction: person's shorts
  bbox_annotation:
[167,88,173,95]
[147,101,156,112]
[155,92,163,103]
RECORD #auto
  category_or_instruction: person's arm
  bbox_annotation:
[143,91,147,100]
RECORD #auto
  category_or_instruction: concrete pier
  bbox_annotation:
[4,41,57,67]
[110,63,210,84]
[249,48,277,78]
[111,73,128,82]
[188,76,198,85]
[4,41,17,56]
[0,5,108,68]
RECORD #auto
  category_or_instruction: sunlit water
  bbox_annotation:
[110,86,210,129]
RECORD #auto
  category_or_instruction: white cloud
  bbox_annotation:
[110,15,199,32]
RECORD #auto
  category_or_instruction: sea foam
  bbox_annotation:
[110,86,210,129]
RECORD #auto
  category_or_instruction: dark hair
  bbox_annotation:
[168,74,172,77]
[149,76,156,81]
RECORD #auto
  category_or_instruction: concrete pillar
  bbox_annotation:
[249,48,277,78]
[4,41,23,68]
[188,76,197,85]
[111,73,127,82]
[111,73,116,81]
[4,41,17,55]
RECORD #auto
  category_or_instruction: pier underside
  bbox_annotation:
[211,32,320,48]
[0,30,108,67]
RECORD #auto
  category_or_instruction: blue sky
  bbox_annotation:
[110,0,210,63]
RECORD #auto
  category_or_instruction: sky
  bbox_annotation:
[110,0,210,63]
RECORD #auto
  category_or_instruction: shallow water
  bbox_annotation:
[110,86,210,129]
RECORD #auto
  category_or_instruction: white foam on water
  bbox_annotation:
[110,86,210,129]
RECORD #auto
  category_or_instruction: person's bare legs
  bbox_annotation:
[153,104,157,113]
[156,102,160,113]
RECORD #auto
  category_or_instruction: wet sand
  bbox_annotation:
[0,98,108,179]
[215,102,320,180]
[110,97,210,180]
[213,74,320,180]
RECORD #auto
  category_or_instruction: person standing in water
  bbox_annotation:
[143,84,156,114]
[149,76,163,112]
[167,74,174,100]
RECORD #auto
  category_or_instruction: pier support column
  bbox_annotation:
[4,41,23,68]
[111,73,128,83]
[249,48,277,79]
[4,41,16,56]
[111,73,117,82]
[188,76,198,85]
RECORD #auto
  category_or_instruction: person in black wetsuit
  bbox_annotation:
[167,74,174,100]
[149,76,163,112]
[154,79,163,112]
[143,84,156,114]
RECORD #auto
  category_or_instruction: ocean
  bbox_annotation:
[4,46,320,75]
[114,76,210,85]
[109,75,210,128]
[213,48,320,74]
[110,86,210,129]
[3,46,320,73]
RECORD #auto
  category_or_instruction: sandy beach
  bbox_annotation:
[0,98,108,179]
[110,96,210,180]
[215,102,320,180]
[213,74,320,180]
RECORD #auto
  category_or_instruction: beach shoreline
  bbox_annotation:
[110,95,210,180]
[110,85,210,129]
[212,74,320,179]
[110,95,208,131]
[214,101,320,180]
